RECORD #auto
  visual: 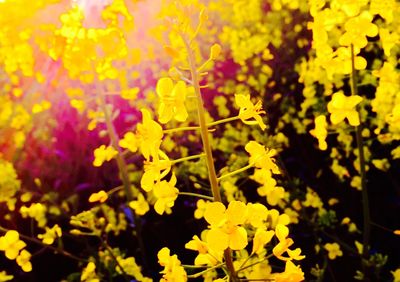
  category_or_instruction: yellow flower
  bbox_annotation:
[121,87,140,100]
[252,228,274,255]
[204,201,248,251]
[141,150,172,192]
[0,230,26,260]
[81,262,100,282]
[0,160,20,209]
[0,271,13,281]
[129,193,150,216]
[38,224,62,245]
[255,170,285,206]
[327,92,362,126]
[153,174,179,215]
[370,0,395,23]
[336,0,368,17]
[157,247,187,282]
[194,199,209,219]
[324,242,343,260]
[245,202,269,228]
[245,141,280,174]
[273,260,305,282]
[339,11,378,50]
[137,109,163,160]
[16,249,32,272]
[88,190,108,203]
[185,235,223,266]
[392,268,400,282]
[272,224,294,260]
[156,77,188,124]
[93,145,118,167]
[310,115,328,150]
[235,94,267,130]
[119,132,139,153]
[209,43,221,60]
[20,203,47,228]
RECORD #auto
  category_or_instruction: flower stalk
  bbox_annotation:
[182,34,239,282]
[350,44,370,275]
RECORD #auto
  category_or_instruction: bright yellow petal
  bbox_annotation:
[229,226,248,250]
[204,202,226,226]
[207,228,229,251]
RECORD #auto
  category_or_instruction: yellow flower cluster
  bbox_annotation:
[0,231,32,272]
[0,160,21,211]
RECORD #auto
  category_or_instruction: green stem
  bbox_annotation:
[0,226,85,262]
[187,263,225,278]
[101,241,130,282]
[162,117,240,134]
[178,192,214,201]
[163,126,200,133]
[171,153,205,164]
[107,185,124,196]
[350,44,370,266]
[218,164,253,181]
[94,72,148,273]
[236,254,273,272]
[182,34,238,282]
[94,80,133,202]
[208,116,240,127]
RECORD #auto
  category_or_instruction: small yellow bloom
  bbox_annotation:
[209,43,221,60]
[327,92,362,126]
[252,228,274,254]
[81,262,99,282]
[392,268,400,282]
[310,115,328,150]
[0,230,26,260]
[141,150,171,192]
[38,224,62,245]
[235,94,267,130]
[137,109,163,160]
[88,190,108,203]
[157,247,187,282]
[245,141,280,174]
[273,260,304,282]
[16,250,32,272]
[185,235,222,266]
[0,271,13,281]
[20,203,47,228]
[129,193,150,216]
[204,201,248,251]
[153,174,179,215]
[324,242,343,260]
[119,132,139,153]
[194,199,209,219]
[156,77,188,124]
[93,145,118,167]
[339,11,378,50]
[121,87,139,100]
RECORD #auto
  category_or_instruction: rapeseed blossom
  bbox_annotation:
[324,242,343,260]
[0,231,26,260]
[245,141,280,174]
[158,247,187,282]
[37,225,62,245]
[93,145,118,167]
[156,77,188,124]
[310,115,328,150]
[204,201,248,251]
[153,174,179,215]
[327,92,362,126]
[235,94,267,130]
[136,109,163,160]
